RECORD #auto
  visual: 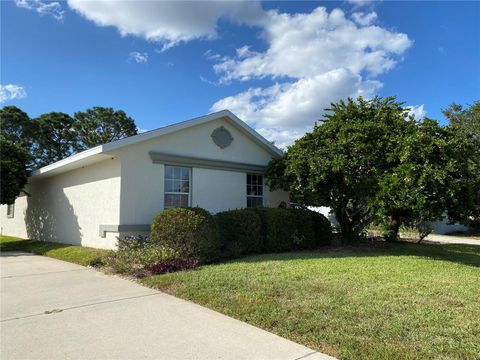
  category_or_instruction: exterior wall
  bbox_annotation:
[0,158,121,249]
[191,168,246,213]
[0,194,29,239]
[1,116,289,248]
[113,117,289,226]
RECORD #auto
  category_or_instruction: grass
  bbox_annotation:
[142,242,480,360]
[0,235,112,266]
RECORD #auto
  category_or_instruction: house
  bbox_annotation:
[0,110,289,249]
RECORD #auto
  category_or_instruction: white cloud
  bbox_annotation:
[346,0,376,7]
[210,7,412,147]
[0,84,27,103]
[407,104,426,120]
[214,8,411,83]
[128,51,148,64]
[352,11,377,26]
[67,0,265,50]
[15,0,64,20]
[212,69,382,148]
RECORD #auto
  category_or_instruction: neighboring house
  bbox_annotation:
[0,110,289,249]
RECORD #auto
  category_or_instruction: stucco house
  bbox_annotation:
[0,110,289,249]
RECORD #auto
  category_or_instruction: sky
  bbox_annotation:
[1,0,479,148]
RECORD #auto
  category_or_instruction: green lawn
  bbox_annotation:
[0,235,111,266]
[142,243,480,360]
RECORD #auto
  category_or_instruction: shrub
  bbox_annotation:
[145,258,199,275]
[150,207,220,262]
[215,209,263,257]
[252,208,333,252]
[400,219,434,243]
[107,235,180,275]
[309,210,334,246]
[253,208,296,252]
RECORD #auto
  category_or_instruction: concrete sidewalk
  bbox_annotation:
[0,252,335,360]
[424,234,480,246]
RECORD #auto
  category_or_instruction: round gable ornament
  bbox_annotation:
[211,126,234,149]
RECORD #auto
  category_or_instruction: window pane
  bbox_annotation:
[174,167,181,179]
[247,196,263,208]
[165,166,174,179]
[181,180,189,192]
[178,194,189,207]
[165,194,189,209]
[181,167,189,181]
[164,179,173,192]
[173,180,181,192]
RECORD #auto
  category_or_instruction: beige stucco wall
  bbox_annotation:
[0,158,121,249]
[0,116,289,248]
[112,117,289,225]
[0,194,29,239]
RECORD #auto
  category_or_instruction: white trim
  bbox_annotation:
[29,110,283,179]
[31,146,104,177]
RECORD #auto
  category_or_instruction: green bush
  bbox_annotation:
[150,207,220,262]
[216,207,333,256]
[107,235,179,275]
[215,209,263,257]
[255,208,332,251]
[309,210,334,246]
[253,208,296,252]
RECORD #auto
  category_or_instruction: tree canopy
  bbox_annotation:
[0,105,138,168]
[74,107,138,150]
[0,135,31,204]
[0,106,33,147]
[267,96,480,243]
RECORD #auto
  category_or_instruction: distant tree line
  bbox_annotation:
[267,98,480,242]
[0,106,138,204]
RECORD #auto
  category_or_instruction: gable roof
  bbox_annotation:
[31,110,283,179]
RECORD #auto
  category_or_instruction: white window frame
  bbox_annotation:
[7,203,14,218]
[164,165,192,209]
[246,173,264,208]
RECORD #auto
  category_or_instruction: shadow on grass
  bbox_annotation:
[229,242,480,268]
[0,239,72,254]
[0,239,111,267]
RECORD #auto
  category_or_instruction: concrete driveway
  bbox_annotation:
[424,234,480,246]
[0,252,334,360]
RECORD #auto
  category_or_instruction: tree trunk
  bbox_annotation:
[384,214,401,242]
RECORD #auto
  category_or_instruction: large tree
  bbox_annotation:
[267,96,415,243]
[441,102,480,228]
[31,112,78,168]
[73,107,138,150]
[374,119,456,241]
[0,136,31,204]
[1,105,139,169]
[442,101,480,139]
[0,106,33,147]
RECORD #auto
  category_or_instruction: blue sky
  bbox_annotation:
[1,0,479,147]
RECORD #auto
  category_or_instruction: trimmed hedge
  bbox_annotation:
[216,207,332,257]
[215,209,263,257]
[150,207,220,263]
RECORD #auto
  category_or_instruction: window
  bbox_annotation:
[164,166,191,209]
[247,174,263,208]
[7,203,14,218]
